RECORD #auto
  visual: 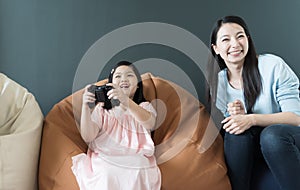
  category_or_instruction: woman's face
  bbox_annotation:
[112,65,138,98]
[213,23,249,67]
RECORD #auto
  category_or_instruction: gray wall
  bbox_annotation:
[1,0,299,115]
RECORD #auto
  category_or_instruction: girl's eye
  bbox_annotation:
[127,74,134,77]
[114,75,121,78]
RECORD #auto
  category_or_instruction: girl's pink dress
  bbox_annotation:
[71,102,161,190]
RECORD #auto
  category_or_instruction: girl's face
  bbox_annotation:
[112,65,138,98]
[213,23,249,67]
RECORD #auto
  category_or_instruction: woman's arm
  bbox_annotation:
[223,99,300,134]
[250,112,300,127]
[223,56,300,134]
[222,112,300,135]
[80,85,101,143]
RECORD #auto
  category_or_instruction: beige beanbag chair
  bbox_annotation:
[38,73,231,190]
[0,73,44,190]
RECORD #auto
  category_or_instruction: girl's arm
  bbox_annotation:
[80,85,101,143]
[107,84,156,130]
[115,97,155,130]
[127,99,156,130]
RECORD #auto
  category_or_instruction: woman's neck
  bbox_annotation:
[227,67,243,89]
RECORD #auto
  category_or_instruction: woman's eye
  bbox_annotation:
[221,38,229,42]
[114,75,121,78]
[237,35,245,39]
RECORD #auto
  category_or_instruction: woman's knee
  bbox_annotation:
[260,124,293,154]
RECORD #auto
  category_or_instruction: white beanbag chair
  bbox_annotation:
[0,73,43,190]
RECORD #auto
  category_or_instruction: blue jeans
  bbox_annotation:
[224,125,300,190]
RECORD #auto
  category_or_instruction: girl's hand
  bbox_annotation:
[82,85,96,107]
[222,114,254,135]
[106,83,130,107]
[227,99,246,116]
[82,84,104,109]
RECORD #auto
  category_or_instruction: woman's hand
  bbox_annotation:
[222,114,255,135]
[223,100,251,134]
[227,99,246,116]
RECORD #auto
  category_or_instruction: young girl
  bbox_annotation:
[207,15,300,190]
[72,61,161,190]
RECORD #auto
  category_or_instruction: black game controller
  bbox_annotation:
[87,84,119,109]
[94,85,113,103]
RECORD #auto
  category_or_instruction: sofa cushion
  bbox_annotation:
[0,73,44,190]
[38,72,231,190]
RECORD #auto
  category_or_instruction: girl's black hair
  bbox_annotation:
[207,15,262,113]
[104,61,146,109]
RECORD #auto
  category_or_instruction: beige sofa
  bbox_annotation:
[38,73,231,190]
[0,73,44,190]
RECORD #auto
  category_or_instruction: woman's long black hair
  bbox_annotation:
[207,15,262,114]
[105,60,146,109]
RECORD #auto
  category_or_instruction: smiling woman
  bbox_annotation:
[207,15,300,190]
[212,23,249,71]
